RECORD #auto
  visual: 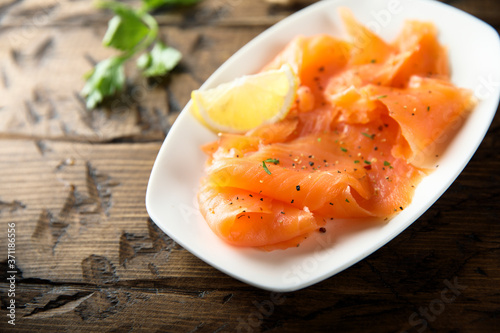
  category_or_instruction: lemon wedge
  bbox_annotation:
[191,64,299,133]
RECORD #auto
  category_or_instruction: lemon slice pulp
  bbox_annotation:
[191,64,299,133]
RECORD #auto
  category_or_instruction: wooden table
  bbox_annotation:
[0,0,499,332]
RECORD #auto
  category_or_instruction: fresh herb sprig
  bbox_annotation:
[81,0,198,109]
[262,158,280,175]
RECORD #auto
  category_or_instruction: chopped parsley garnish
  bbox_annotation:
[262,161,272,175]
[362,132,375,139]
[262,158,279,175]
[377,95,388,99]
[384,161,391,166]
[340,147,348,152]
[364,160,371,165]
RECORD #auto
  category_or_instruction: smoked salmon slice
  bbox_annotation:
[196,8,475,250]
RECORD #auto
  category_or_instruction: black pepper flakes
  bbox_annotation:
[296,185,301,191]
[319,227,327,233]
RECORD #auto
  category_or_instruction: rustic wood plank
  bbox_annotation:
[0,140,218,281]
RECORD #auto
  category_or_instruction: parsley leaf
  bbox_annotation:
[102,6,150,51]
[143,0,201,11]
[137,42,182,77]
[81,57,125,109]
[82,0,196,109]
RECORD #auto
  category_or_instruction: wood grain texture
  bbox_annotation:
[0,0,499,332]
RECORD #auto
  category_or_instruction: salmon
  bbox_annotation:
[197,8,475,250]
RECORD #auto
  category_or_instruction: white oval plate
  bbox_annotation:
[146,0,500,292]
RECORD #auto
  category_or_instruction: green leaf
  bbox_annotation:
[362,132,375,139]
[101,3,150,51]
[262,158,279,175]
[263,158,280,164]
[142,0,201,11]
[262,161,272,175]
[137,42,182,77]
[81,57,125,109]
